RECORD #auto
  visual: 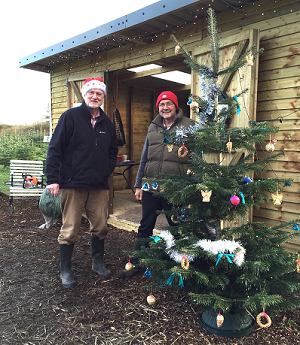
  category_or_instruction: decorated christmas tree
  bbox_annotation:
[129,8,300,337]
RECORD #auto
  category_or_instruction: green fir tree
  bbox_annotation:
[133,8,300,331]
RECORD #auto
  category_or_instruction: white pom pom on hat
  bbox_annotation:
[81,77,106,97]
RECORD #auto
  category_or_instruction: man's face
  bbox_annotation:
[84,89,105,109]
[158,99,177,121]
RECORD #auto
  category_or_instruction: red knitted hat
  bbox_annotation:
[156,91,178,111]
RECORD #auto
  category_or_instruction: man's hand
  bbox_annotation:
[135,188,143,201]
[47,183,60,198]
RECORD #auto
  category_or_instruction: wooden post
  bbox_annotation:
[105,71,115,215]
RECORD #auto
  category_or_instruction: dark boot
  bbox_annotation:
[60,244,76,288]
[91,236,111,279]
[117,257,142,279]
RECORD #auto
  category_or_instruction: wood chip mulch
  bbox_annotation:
[0,196,299,344]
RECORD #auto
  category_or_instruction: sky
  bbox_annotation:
[0,0,159,126]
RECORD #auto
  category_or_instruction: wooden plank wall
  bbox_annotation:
[49,0,300,249]
[214,0,300,250]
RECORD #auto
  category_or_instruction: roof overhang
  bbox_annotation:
[19,0,257,73]
[19,0,200,71]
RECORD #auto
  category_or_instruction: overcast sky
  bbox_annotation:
[0,0,158,125]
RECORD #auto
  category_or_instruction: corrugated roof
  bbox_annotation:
[19,0,255,72]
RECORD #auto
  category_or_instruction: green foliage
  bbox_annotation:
[0,126,49,167]
[0,165,9,195]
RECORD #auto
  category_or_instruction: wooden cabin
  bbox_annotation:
[19,0,300,250]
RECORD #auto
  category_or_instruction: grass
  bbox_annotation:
[0,165,9,195]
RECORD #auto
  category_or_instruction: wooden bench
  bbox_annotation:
[9,160,45,214]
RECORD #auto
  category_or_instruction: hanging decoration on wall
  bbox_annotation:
[246,51,254,66]
[272,191,283,206]
[265,142,275,152]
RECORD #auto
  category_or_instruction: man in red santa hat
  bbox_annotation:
[46,77,118,288]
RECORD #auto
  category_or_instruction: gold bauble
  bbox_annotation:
[189,101,199,111]
[175,44,181,56]
[216,313,224,328]
[147,294,156,306]
[125,262,133,271]
[265,142,275,152]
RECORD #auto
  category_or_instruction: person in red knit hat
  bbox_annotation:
[118,91,193,278]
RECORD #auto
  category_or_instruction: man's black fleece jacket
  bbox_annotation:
[46,101,118,189]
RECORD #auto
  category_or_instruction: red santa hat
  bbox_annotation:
[156,91,178,111]
[81,77,106,97]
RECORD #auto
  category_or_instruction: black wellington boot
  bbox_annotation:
[91,236,111,279]
[60,244,76,288]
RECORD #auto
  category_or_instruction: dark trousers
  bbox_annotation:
[136,191,176,250]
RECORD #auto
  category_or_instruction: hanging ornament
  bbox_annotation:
[233,95,241,115]
[190,100,199,111]
[201,189,212,202]
[141,182,150,191]
[216,311,224,328]
[152,182,159,190]
[256,298,272,328]
[181,256,190,270]
[292,224,300,230]
[178,144,188,158]
[226,134,232,153]
[296,254,300,273]
[166,144,174,152]
[243,176,253,184]
[175,43,181,56]
[265,142,275,152]
[230,194,240,206]
[125,256,134,271]
[187,169,195,176]
[266,135,276,152]
[125,262,133,271]
[272,191,283,206]
[171,215,180,224]
[147,294,156,306]
[144,269,152,278]
[256,312,272,328]
[246,51,253,66]
[284,181,292,187]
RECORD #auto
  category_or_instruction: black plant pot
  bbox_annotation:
[199,305,255,338]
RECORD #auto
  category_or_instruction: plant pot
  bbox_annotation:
[199,305,255,338]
